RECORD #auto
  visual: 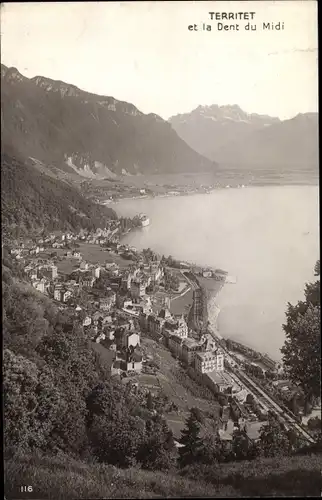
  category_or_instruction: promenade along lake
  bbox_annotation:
[113,185,319,361]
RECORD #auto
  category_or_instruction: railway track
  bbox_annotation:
[184,274,316,445]
[230,367,315,443]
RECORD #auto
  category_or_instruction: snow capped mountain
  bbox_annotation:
[169,105,318,170]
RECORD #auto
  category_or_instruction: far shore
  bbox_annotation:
[100,178,319,206]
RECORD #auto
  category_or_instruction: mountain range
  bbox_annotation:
[1,64,215,178]
[169,105,319,170]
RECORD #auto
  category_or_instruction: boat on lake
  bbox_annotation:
[138,213,150,227]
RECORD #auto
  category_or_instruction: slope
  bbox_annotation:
[1,64,215,177]
[4,452,321,499]
[1,148,117,238]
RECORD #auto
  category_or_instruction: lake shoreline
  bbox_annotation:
[114,185,318,361]
[102,180,319,206]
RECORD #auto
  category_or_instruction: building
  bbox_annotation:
[106,262,119,271]
[103,327,116,341]
[234,388,248,404]
[195,348,224,374]
[131,279,146,299]
[42,265,58,280]
[163,316,188,340]
[80,261,89,271]
[168,334,183,358]
[175,315,188,338]
[54,287,62,301]
[147,314,162,337]
[122,350,143,373]
[99,290,116,311]
[92,266,101,278]
[158,306,172,322]
[30,270,38,281]
[62,290,72,303]
[121,272,132,291]
[261,354,277,371]
[51,265,58,279]
[95,332,106,343]
[182,338,202,365]
[111,359,122,376]
[82,275,96,288]
[83,316,92,327]
[121,331,140,350]
[139,312,148,332]
[32,279,45,293]
[204,371,233,394]
[142,296,153,315]
[146,264,164,285]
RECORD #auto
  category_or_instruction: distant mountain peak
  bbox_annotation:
[1,64,27,83]
[169,104,318,170]
[31,75,83,98]
[170,104,281,127]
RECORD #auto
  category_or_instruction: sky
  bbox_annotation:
[1,1,318,120]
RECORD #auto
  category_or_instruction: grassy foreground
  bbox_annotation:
[5,452,321,499]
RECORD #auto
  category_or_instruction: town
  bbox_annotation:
[4,219,319,448]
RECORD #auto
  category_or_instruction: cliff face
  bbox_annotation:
[1,64,216,178]
[170,105,319,170]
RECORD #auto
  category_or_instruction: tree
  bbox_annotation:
[314,260,320,276]
[3,281,54,359]
[231,428,259,461]
[3,349,60,456]
[259,413,290,457]
[282,304,320,402]
[86,382,146,467]
[178,410,204,468]
[163,269,180,292]
[138,417,177,471]
[246,393,255,405]
[190,407,205,425]
[198,431,223,464]
[89,413,145,467]
[307,416,322,434]
[281,261,321,404]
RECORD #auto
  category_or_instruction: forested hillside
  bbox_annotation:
[1,149,117,238]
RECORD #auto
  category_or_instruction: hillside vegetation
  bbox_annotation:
[5,452,321,499]
[1,149,117,237]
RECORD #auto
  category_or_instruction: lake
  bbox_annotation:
[112,186,319,360]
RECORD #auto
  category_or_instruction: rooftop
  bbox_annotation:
[205,371,233,386]
[182,338,200,348]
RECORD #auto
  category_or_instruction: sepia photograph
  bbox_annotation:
[1,1,320,498]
